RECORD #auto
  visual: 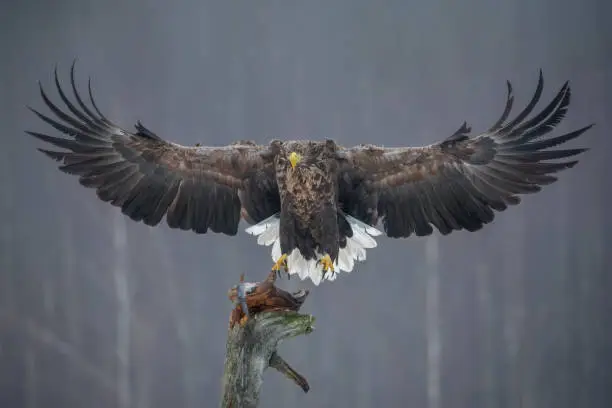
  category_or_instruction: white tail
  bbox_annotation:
[245,213,382,285]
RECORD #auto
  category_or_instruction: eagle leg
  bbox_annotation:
[271,253,289,276]
[317,254,335,279]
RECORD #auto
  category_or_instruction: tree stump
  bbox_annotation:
[221,271,315,408]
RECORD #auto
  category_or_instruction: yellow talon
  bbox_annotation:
[239,315,249,327]
[317,254,335,278]
[272,253,288,273]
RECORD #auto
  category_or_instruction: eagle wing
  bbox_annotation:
[340,71,592,238]
[27,64,276,235]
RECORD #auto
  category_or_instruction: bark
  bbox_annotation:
[221,271,315,408]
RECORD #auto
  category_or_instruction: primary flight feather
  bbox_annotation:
[27,63,592,285]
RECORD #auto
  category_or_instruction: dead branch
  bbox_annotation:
[221,271,315,408]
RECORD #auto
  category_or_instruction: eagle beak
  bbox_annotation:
[289,152,301,169]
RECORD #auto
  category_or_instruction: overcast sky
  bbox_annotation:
[1,1,610,407]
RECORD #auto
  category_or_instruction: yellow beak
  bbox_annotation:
[289,152,301,169]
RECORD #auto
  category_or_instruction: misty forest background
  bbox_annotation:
[1,1,610,407]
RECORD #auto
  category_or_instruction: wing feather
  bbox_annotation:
[341,72,592,238]
[27,63,275,235]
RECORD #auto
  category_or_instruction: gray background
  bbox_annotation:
[1,0,610,407]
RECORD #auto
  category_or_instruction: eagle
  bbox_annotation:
[26,63,592,285]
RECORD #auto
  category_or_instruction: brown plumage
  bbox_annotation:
[26,63,592,284]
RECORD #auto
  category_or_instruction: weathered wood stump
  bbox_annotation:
[221,271,315,408]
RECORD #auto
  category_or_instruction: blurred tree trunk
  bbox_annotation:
[148,228,197,408]
[576,162,607,408]
[556,184,572,407]
[58,202,80,349]
[24,347,37,408]
[0,148,14,311]
[476,260,495,408]
[111,212,132,408]
[425,235,441,408]
[502,207,528,408]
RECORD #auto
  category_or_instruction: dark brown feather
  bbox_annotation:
[28,65,593,258]
[27,63,277,236]
[339,72,592,238]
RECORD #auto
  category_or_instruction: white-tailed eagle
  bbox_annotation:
[27,63,592,285]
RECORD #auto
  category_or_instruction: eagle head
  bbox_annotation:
[273,140,342,176]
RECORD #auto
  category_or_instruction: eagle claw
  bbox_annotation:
[271,253,289,276]
[317,254,335,279]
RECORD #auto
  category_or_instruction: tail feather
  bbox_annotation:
[257,222,279,246]
[345,214,383,237]
[244,214,279,236]
[245,213,382,285]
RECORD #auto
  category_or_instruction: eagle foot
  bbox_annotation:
[317,254,335,279]
[239,315,249,327]
[271,253,289,276]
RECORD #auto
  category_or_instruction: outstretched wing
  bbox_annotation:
[26,64,275,235]
[341,71,592,238]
